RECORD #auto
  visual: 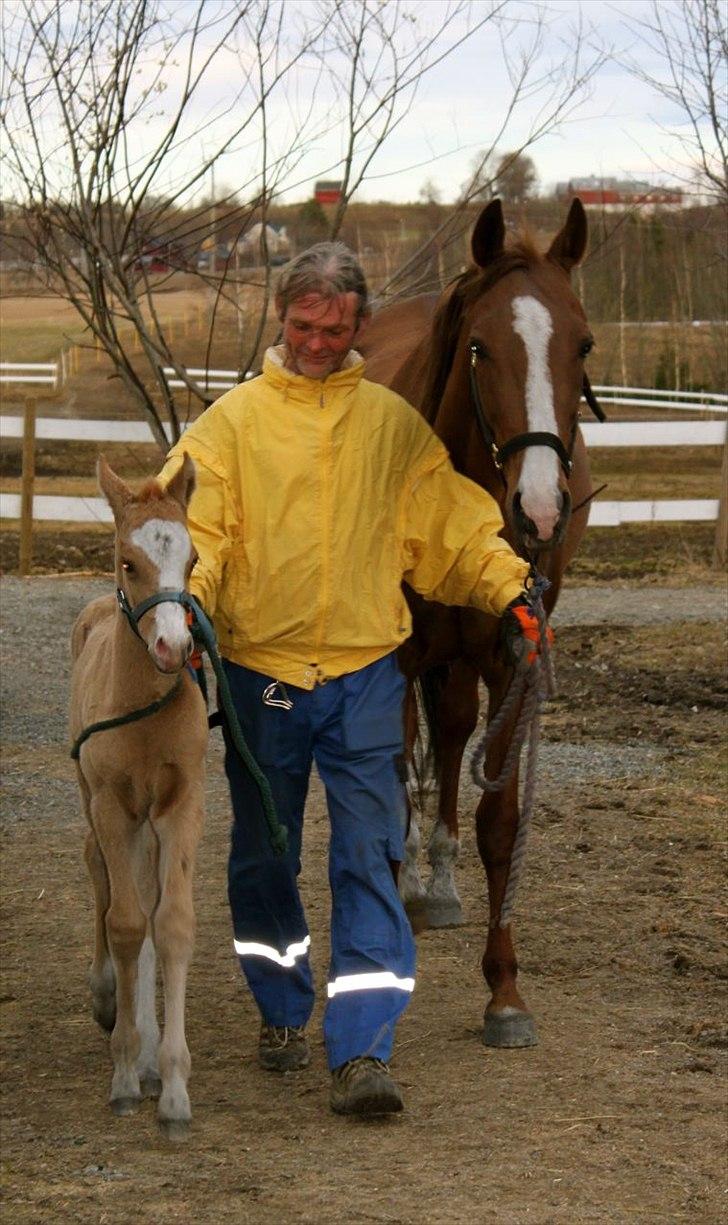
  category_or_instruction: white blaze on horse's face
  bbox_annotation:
[130,518,193,671]
[511,295,561,541]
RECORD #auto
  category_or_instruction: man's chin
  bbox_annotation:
[298,359,335,379]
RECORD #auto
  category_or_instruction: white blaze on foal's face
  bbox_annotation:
[511,295,561,541]
[130,518,193,660]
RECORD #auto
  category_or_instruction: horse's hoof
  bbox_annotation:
[404,897,429,934]
[110,1094,141,1117]
[483,1006,538,1048]
[425,898,464,928]
[140,1073,162,1099]
[158,1116,190,1142]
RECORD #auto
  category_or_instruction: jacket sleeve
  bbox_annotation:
[157,448,237,618]
[401,451,529,616]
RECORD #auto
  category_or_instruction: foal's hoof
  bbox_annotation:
[158,1117,190,1142]
[110,1094,142,1117]
[483,1006,538,1048]
[424,897,464,928]
[92,999,116,1033]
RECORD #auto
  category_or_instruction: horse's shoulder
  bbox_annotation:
[71,594,116,662]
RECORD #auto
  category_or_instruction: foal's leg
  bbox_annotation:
[92,796,147,1113]
[83,825,116,1032]
[132,823,161,1098]
[151,792,203,1139]
[424,661,480,928]
[475,673,537,1048]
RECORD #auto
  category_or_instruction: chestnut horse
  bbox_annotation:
[360,198,599,1049]
[69,455,206,1137]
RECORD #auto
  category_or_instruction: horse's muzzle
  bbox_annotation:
[511,489,571,552]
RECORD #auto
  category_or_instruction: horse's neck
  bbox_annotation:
[107,614,177,704]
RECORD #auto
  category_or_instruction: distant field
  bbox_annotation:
[1,288,724,580]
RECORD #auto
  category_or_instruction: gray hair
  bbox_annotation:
[275,242,369,320]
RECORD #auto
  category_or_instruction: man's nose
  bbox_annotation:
[307,332,325,352]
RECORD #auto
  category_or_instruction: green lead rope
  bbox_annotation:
[70,593,288,857]
[187,596,288,856]
[70,677,183,761]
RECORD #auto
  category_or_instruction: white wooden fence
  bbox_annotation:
[1,412,724,540]
[0,361,60,389]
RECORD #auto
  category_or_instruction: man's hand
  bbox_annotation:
[501,594,554,668]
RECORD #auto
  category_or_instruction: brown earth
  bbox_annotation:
[1,575,726,1225]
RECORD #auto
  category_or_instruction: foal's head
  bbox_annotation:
[426,198,593,552]
[98,455,197,673]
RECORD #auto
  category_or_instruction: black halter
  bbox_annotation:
[468,340,605,483]
[115,586,193,639]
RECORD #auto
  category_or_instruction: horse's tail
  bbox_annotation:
[413,664,449,792]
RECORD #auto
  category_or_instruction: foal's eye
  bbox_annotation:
[121,560,135,574]
[579,338,594,358]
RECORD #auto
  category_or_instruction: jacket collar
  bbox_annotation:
[262,345,365,401]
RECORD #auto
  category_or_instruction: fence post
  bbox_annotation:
[19,397,36,576]
[714,433,728,569]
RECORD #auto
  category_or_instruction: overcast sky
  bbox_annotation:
[343,0,697,202]
[2,0,710,207]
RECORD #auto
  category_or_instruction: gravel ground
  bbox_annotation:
[1,574,726,1224]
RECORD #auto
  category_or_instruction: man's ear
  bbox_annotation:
[354,310,371,346]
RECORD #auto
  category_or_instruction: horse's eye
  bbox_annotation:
[121,560,135,574]
[579,338,594,358]
[469,339,488,361]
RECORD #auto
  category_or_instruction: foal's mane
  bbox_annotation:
[136,478,170,504]
[421,238,543,425]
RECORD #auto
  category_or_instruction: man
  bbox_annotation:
[159,242,536,1117]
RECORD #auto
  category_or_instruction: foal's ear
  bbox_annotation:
[97,455,133,519]
[165,451,196,511]
[471,198,505,268]
[547,197,588,272]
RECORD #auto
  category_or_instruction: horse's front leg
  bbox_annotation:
[475,674,537,1049]
[398,683,428,928]
[424,660,480,928]
[151,788,203,1140]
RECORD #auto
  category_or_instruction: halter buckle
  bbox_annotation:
[491,442,502,470]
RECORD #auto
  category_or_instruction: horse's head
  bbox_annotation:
[429,198,593,556]
[98,454,197,673]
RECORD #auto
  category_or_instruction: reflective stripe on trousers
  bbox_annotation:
[221,653,416,1069]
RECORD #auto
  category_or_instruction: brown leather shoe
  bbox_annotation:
[258,1023,310,1072]
[330,1057,403,1115]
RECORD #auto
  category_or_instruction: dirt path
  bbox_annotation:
[1,577,725,1224]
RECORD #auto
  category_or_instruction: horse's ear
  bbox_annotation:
[165,451,196,511]
[547,197,588,272]
[97,455,133,519]
[471,199,505,268]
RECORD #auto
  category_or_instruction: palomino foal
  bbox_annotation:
[70,455,206,1138]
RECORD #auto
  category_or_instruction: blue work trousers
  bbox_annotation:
[221,652,416,1070]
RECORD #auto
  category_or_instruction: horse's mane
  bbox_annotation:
[420,238,542,425]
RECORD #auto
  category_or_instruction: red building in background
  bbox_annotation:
[314,181,343,206]
[556,176,683,210]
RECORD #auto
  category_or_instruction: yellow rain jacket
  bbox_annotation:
[159,347,529,689]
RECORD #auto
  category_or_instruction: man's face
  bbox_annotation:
[280,291,367,380]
